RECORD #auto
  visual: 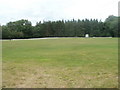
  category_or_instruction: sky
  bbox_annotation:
[0,0,119,26]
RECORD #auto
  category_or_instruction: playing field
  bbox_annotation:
[2,38,118,88]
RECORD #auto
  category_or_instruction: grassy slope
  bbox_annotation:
[2,38,118,88]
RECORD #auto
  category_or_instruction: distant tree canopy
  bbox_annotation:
[1,15,119,39]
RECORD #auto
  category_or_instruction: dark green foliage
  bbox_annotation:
[2,19,32,39]
[2,15,119,39]
[104,15,118,37]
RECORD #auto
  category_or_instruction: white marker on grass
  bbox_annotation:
[85,34,89,38]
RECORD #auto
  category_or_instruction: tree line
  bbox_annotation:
[1,15,119,39]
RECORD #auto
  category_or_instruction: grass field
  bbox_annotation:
[2,38,118,88]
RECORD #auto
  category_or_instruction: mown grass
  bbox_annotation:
[2,38,118,88]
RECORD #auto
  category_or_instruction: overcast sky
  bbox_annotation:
[0,0,119,25]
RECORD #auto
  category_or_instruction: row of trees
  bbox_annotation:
[1,15,119,39]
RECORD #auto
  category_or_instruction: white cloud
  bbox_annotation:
[0,0,118,25]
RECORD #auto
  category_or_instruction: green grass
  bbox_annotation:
[2,38,118,88]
